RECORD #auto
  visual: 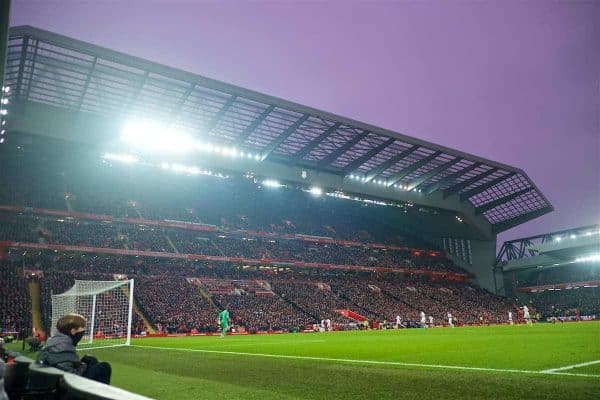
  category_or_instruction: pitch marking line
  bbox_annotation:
[131,345,600,378]
[541,360,600,373]
[183,339,327,348]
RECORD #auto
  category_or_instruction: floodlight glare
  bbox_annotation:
[575,254,600,263]
[122,120,194,153]
[2,86,9,93]
[0,138,4,144]
[102,152,138,164]
[0,109,7,115]
[1,99,7,105]
[262,179,283,188]
[309,187,323,197]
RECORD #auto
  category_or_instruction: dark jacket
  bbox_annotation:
[0,358,8,400]
[36,332,85,374]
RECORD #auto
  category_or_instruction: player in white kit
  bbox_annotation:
[508,311,514,325]
[395,315,402,329]
[523,305,532,325]
[447,312,454,327]
[420,311,427,328]
[428,315,434,327]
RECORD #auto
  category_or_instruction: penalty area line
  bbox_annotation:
[131,345,600,378]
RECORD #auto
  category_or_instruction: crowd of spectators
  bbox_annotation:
[273,281,355,324]
[0,142,443,249]
[519,287,600,317]
[135,276,217,333]
[215,293,311,331]
[0,261,31,335]
[5,248,596,334]
[0,212,461,273]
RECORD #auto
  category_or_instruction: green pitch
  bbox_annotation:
[81,323,599,399]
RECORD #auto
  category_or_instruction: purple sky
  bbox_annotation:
[10,0,600,245]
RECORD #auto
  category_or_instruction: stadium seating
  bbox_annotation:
[0,262,30,336]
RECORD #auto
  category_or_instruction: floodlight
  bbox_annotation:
[1,99,7,105]
[0,109,6,115]
[255,154,261,161]
[0,138,4,144]
[263,179,282,188]
[309,187,323,197]
[121,120,195,153]
[554,237,561,242]
[2,86,9,93]
[570,234,577,239]
[0,129,4,135]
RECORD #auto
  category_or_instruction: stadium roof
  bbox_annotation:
[3,26,552,234]
[496,224,600,271]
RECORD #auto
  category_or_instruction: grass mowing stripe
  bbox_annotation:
[541,360,600,373]
[132,344,600,378]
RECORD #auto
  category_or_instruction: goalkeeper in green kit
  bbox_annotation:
[218,308,230,338]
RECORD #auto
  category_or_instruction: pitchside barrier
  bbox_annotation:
[4,356,154,400]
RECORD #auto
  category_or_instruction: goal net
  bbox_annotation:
[51,279,134,350]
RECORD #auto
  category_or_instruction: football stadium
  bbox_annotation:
[0,4,598,400]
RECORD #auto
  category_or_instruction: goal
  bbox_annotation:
[51,279,134,350]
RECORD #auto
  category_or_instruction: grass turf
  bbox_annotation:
[9,323,600,399]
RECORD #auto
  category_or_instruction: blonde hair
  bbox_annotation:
[56,313,87,334]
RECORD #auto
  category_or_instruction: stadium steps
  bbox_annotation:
[335,309,368,322]
[210,240,226,256]
[120,284,156,334]
[381,289,415,308]
[114,226,130,250]
[334,290,379,320]
[272,291,318,320]
[198,286,221,310]
[165,235,179,253]
[27,279,44,335]
[133,206,144,219]
[65,197,74,212]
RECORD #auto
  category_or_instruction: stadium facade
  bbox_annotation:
[1,25,553,294]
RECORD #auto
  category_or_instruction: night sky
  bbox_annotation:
[10,0,600,245]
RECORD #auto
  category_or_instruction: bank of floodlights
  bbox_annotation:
[0,86,10,145]
[121,119,262,161]
[347,174,421,193]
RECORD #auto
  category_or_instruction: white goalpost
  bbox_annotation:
[51,279,134,350]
